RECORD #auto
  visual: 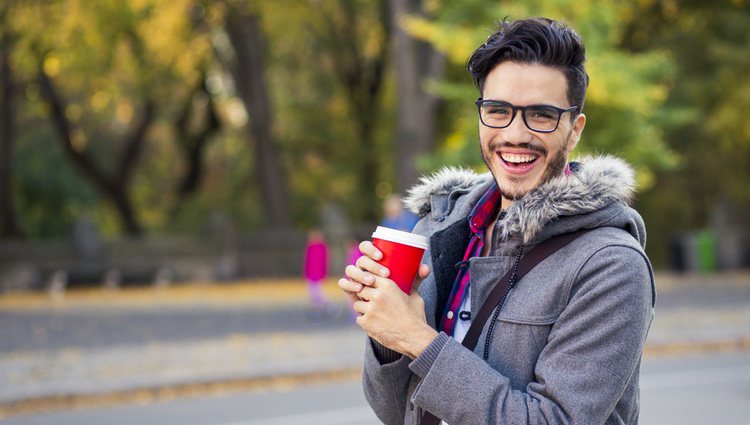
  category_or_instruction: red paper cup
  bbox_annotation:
[371,226,429,294]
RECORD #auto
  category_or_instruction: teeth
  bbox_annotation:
[501,153,537,163]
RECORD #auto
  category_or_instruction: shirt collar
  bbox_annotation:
[468,182,502,234]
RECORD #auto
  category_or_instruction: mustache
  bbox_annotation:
[489,141,547,156]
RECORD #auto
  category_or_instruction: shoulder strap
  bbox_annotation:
[420,229,589,425]
[461,228,589,351]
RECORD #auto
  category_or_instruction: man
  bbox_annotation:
[339,17,655,424]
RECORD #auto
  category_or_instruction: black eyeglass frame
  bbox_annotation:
[475,98,580,133]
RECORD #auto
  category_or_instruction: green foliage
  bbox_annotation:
[6,0,220,236]
[4,0,749,272]
[13,119,99,238]
[260,0,395,224]
[630,0,750,266]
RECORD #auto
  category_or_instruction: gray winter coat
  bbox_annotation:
[362,155,656,424]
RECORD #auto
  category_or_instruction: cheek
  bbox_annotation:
[479,127,496,148]
[541,135,567,156]
[478,125,487,140]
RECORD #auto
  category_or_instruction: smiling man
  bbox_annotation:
[340,17,655,424]
[479,61,584,205]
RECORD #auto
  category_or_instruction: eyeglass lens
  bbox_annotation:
[479,102,561,132]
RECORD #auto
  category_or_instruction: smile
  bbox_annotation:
[498,151,541,174]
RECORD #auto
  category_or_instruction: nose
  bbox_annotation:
[502,109,532,143]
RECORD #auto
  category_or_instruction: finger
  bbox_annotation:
[345,265,376,286]
[411,264,431,294]
[356,255,390,278]
[359,241,383,261]
[352,299,369,315]
[357,285,376,301]
[418,264,431,279]
[337,278,362,294]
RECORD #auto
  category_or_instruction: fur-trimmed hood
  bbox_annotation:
[405,155,644,245]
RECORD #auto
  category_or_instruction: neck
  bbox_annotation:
[500,196,514,211]
[500,195,514,210]
[482,205,505,257]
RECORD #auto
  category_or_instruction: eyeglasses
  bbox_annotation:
[475,98,579,133]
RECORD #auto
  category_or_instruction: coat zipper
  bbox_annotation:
[482,242,524,360]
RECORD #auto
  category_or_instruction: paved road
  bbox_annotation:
[3,273,748,354]
[639,351,750,425]
[3,351,748,425]
[0,304,353,353]
[1,273,748,420]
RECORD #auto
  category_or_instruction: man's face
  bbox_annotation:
[479,62,586,208]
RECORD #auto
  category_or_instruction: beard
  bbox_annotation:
[482,130,572,202]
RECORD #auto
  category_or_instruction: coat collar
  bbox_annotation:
[405,155,637,244]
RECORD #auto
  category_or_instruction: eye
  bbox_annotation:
[485,104,511,116]
[527,107,556,120]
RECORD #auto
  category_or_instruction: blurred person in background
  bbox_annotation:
[340,17,655,424]
[381,194,419,232]
[303,228,330,317]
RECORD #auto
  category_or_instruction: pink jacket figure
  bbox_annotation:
[304,230,329,313]
[304,230,328,283]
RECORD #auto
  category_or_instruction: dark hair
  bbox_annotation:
[467,17,589,112]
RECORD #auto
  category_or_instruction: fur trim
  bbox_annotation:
[500,155,636,242]
[405,155,637,242]
[404,167,490,216]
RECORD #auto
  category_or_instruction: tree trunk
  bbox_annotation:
[390,0,446,193]
[38,67,151,236]
[225,6,291,229]
[171,75,220,217]
[0,29,23,238]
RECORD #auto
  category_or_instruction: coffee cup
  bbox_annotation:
[371,226,429,294]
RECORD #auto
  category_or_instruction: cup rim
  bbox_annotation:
[371,226,428,249]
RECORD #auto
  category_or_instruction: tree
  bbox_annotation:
[0,3,23,238]
[306,0,392,220]
[389,0,446,193]
[9,0,217,237]
[171,71,222,216]
[623,0,750,267]
[37,66,154,236]
[223,1,291,228]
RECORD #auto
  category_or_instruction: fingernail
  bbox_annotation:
[364,274,374,283]
[380,268,389,277]
[374,251,382,260]
[353,283,363,291]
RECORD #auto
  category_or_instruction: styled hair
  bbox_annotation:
[467,17,589,112]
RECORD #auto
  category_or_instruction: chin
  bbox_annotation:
[499,186,529,202]
[499,172,542,197]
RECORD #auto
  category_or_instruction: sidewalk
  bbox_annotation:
[1,272,749,417]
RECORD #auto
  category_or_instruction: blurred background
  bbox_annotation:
[0,0,749,424]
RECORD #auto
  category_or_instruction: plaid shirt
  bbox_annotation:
[439,183,502,336]
[438,164,573,336]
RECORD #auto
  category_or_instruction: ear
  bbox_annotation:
[567,113,586,153]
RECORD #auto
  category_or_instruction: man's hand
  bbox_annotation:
[338,241,436,359]
[338,241,389,303]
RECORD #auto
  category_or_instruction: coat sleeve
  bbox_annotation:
[361,338,414,425]
[407,245,654,424]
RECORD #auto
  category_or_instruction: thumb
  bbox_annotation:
[410,264,431,295]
